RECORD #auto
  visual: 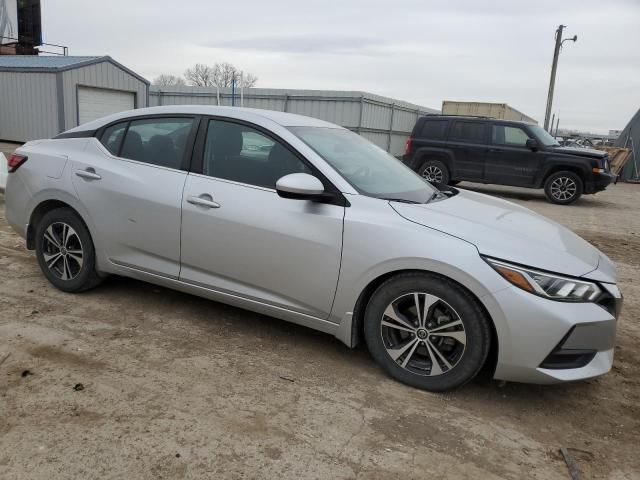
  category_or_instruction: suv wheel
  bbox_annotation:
[544,171,583,205]
[35,208,102,292]
[418,160,450,185]
[364,272,491,391]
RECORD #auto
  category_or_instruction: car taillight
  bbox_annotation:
[405,138,413,156]
[7,154,28,173]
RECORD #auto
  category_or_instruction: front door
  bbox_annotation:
[180,118,344,319]
[447,120,489,181]
[71,116,196,277]
[485,124,540,187]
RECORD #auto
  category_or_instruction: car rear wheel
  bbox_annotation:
[418,160,451,185]
[544,171,583,205]
[364,272,491,391]
[35,208,102,292]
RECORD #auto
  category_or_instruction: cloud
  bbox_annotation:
[212,35,389,55]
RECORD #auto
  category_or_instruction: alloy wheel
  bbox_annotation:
[380,293,466,376]
[550,176,577,201]
[422,165,444,183]
[42,222,84,281]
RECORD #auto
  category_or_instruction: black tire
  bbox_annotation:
[449,180,461,186]
[544,171,583,205]
[35,207,102,293]
[418,160,451,185]
[364,272,491,392]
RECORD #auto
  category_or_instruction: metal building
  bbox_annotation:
[614,107,640,181]
[0,55,149,142]
[150,86,437,154]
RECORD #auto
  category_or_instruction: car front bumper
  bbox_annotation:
[585,171,616,193]
[486,281,622,384]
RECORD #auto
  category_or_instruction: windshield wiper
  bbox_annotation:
[382,197,420,204]
[427,191,442,203]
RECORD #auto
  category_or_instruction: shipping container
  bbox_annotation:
[441,101,537,124]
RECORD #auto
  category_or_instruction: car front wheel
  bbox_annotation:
[364,272,491,391]
[544,171,583,204]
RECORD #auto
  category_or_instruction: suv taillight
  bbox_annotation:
[405,138,413,156]
[7,154,28,173]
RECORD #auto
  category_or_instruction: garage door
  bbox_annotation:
[78,87,135,125]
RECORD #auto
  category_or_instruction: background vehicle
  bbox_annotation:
[403,115,616,204]
[4,106,621,392]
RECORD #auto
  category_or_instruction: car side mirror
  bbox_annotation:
[276,173,325,200]
[526,138,539,151]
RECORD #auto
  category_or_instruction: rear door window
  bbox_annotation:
[120,117,194,169]
[420,120,449,140]
[449,121,488,144]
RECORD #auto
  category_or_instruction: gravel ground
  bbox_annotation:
[0,183,639,480]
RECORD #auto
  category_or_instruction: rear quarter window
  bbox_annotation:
[100,122,127,155]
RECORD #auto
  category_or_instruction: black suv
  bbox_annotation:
[403,115,616,204]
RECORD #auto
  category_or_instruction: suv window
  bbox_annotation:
[202,119,310,189]
[120,117,194,169]
[492,125,531,147]
[449,121,487,144]
[100,122,127,155]
[420,119,448,140]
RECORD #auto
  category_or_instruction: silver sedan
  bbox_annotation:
[4,106,622,391]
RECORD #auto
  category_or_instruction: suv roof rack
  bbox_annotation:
[423,114,494,119]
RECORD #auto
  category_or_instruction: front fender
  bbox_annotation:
[329,195,511,349]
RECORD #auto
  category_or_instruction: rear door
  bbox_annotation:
[447,120,489,181]
[71,116,197,277]
[179,118,344,318]
[485,123,540,187]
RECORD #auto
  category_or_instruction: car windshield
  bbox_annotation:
[289,127,438,203]
[529,125,560,147]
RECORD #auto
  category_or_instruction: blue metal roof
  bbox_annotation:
[0,56,103,69]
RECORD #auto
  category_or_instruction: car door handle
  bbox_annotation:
[187,195,221,209]
[488,149,502,153]
[75,168,102,180]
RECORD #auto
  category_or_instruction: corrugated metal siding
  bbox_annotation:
[0,71,58,142]
[150,86,436,153]
[614,107,640,181]
[62,61,148,129]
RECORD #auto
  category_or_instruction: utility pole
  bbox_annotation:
[543,25,577,131]
[231,74,236,106]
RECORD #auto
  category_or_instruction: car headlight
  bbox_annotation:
[484,257,601,302]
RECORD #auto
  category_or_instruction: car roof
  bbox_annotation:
[64,105,342,134]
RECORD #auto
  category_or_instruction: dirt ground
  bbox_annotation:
[0,183,639,480]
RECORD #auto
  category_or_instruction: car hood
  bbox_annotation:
[550,146,606,159]
[390,189,602,278]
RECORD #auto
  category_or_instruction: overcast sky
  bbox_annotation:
[43,0,639,133]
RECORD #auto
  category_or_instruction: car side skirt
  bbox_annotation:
[110,262,354,346]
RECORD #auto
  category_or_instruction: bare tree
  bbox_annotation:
[184,63,216,86]
[153,74,186,86]
[184,62,258,88]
